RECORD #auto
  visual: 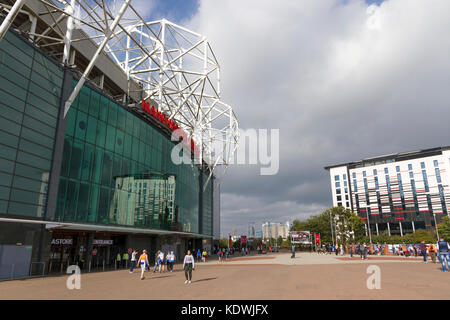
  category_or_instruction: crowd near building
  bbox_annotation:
[325,147,450,237]
[0,0,238,279]
[262,222,290,240]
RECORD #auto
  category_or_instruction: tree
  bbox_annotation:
[277,236,283,246]
[438,216,450,241]
[219,238,229,249]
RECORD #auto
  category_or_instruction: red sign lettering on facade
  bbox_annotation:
[141,99,200,156]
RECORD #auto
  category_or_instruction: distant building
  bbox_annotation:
[262,222,290,240]
[325,146,450,236]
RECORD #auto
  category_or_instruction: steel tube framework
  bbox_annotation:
[0,0,239,188]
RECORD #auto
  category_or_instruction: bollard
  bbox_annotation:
[10,264,15,280]
[49,261,52,274]
[60,262,64,274]
[115,260,117,270]
[103,260,105,271]
[89,261,91,273]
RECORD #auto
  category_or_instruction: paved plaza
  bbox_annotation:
[1,252,449,300]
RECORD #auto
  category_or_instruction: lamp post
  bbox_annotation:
[433,213,440,241]
[366,209,372,244]
[329,210,335,247]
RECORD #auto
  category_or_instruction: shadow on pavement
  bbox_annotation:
[193,277,217,283]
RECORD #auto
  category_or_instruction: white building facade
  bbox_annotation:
[325,147,450,236]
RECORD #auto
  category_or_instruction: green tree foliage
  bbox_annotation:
[277,236,283,246]
[438,216,450,241]
[291,207,365,245]
[219,238,229,248]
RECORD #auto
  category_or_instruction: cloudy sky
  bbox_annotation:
[143,0,450,237]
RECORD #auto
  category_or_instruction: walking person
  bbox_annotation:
[137,250,149,280]
[218,249,223,262]
[129,250,137,273]
[183,250,195,284]
[157,250,165,272]
[153,250,161,272]
[420,241,428,263]
[437,237,450,272]
[202,249,207,262]
[196,249,201,262]
[291,244,295,258]
[428,242,437,264]
[349,244,353,258]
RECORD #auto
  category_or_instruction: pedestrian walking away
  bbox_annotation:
[158,250,165,273]
[291,245,295,258]
[420,241,428,263]
[437,237,450,272]
[202,249,207,262]
[129,250,137,273]
[197,249,201,262]
[183,250,195,284]
[168,251,175,272]
[137,250,149,280]
[428,242,437,264]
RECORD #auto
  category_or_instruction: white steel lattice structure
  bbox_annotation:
[0,0,239,188]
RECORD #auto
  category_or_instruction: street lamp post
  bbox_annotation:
[329,211,335,246]
[433,213,440,241]
[366,210,372,244]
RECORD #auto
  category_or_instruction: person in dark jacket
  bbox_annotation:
[419,241,428,263]
[437,237,450,272]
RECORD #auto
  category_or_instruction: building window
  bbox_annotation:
[396,166,400,172]
[408,164,412,171]
[345,188,348,193]
[384,168,388,174]
[421,162,425,169]
[422,170,429,192]
[346,202,350,207]
[363,171,366,177]
[343,174,347,180]
[335,175,339,181]
[373,169,377,176]
[337,196,342,201]
[336,188,341,195]
[435,168,442,183]
[375,176,379,190]
[345,195,349,200]
[434,160,438,167]
[409,172,414,179]
[337,202,342,207]
[335,182,340,188]
[353,180,358,192]
[352,172,356,178]
[344,181,347,187]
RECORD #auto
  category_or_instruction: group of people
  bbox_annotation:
[318,238,450,272]
[127,248,206,283]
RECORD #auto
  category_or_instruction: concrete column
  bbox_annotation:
[412,221,415,233]
[387,222,391,236]
[399,222,403,237]
[375,223,379,236]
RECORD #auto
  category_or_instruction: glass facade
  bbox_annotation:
[55,82,212,235]
[0,30,214,237]
[0,31,63,218]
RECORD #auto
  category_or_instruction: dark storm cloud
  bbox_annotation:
[187,0,450,236]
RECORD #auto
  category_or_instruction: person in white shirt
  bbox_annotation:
[183,250,195,284]
[129,250,137,273]
[157,251,164,273]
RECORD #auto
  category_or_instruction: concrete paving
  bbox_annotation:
[208,252,425,265]
[0,253,448,300]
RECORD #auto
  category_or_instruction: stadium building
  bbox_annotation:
[0,0,238,279]
[325,147,450,237]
